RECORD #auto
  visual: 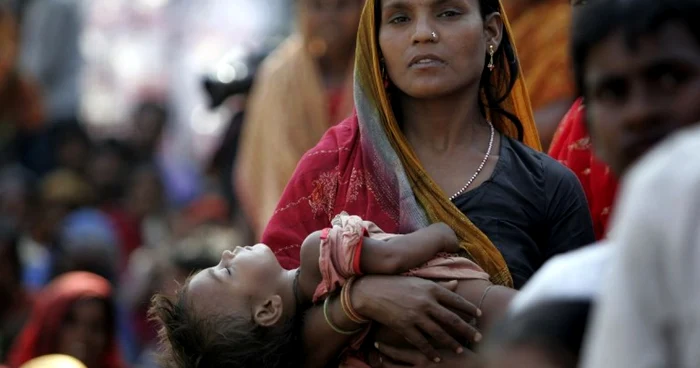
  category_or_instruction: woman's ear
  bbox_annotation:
[483,12,504,51]
[252,295,284,327]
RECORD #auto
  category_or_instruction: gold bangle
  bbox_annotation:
[323,296,363,335]
[341,277,369,324]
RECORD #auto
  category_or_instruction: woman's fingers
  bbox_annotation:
[374,342,423,365]
[401,327,442,363]
[434,283,481,318]
[429,306,482,344]
[418,317,466,355]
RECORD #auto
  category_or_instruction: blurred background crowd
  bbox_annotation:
[0,0,622,367]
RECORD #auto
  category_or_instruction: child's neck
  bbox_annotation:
[279,268,305,317]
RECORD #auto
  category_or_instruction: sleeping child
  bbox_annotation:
[150,213,515,367]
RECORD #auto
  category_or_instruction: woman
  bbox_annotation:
[262,0,594,365]
[7,272,124,368]
[235,0,363,238]
[264,0,594,289]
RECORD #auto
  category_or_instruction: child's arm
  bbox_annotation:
[297,223,460,299]
[361,222,461,275]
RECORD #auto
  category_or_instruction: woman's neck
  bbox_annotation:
[400,92,487,153]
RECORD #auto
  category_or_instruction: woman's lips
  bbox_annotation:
[409,53,446,68]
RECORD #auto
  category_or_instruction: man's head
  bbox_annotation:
[573,0,700,176]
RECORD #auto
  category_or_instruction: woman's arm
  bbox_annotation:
[301,275,482,367]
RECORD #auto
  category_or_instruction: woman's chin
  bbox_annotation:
[399,81,463,100]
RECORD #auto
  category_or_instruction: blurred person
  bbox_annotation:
[582,129,700,367]
[102,164,168,269]
[128,99,202,209]
[0,219,31,363]
[19,169,93,291]
[203,48,270,216]
[130,102,168,164]
[7,272,124,368]
[85,140,133,208]
[0,165,37,231]
[48,122,92,175]
[506,0,700,365]
[481,300,590,368]
[505,0,575,150]
[52,209,121,284]
[235,0,364,238]
[0,4,44,171]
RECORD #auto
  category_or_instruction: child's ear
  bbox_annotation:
[252,295,284,327]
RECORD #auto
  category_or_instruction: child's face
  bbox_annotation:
[186,244,284,318]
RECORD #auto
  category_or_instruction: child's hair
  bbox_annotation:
[149,279,303,368]
[481,299,592,368]
[572,0,700,98]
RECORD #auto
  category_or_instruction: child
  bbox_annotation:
[150,213,514,367]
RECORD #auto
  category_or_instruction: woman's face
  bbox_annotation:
[57,299,110,367]
[378,0,502,99]
[585,23,700,176]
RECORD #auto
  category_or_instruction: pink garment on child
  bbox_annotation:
[313,213,490,367]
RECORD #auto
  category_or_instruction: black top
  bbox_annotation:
[453,136,595,289]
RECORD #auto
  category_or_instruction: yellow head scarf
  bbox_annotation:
[353,0,541,287]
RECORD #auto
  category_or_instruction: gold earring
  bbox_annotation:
[488,45,495,72]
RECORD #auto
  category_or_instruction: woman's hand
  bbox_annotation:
[369,342,482,368]
[351,276,482,362]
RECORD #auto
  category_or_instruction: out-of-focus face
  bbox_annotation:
[125,169,163,218]
[132,106,166,157]
[378,0,501,99]
[57,137,90,173]
[585,23,700,176]
[57,299,110,368]
[87,152,124,198]
[299,0,364,59]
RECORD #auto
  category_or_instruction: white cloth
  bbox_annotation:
[508,242,611,315]
[582,125,700,368]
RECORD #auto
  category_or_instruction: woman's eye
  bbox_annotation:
[389,15,409,24]
[438,10,461,17]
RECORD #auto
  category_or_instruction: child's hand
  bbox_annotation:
[426,223,460,254]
